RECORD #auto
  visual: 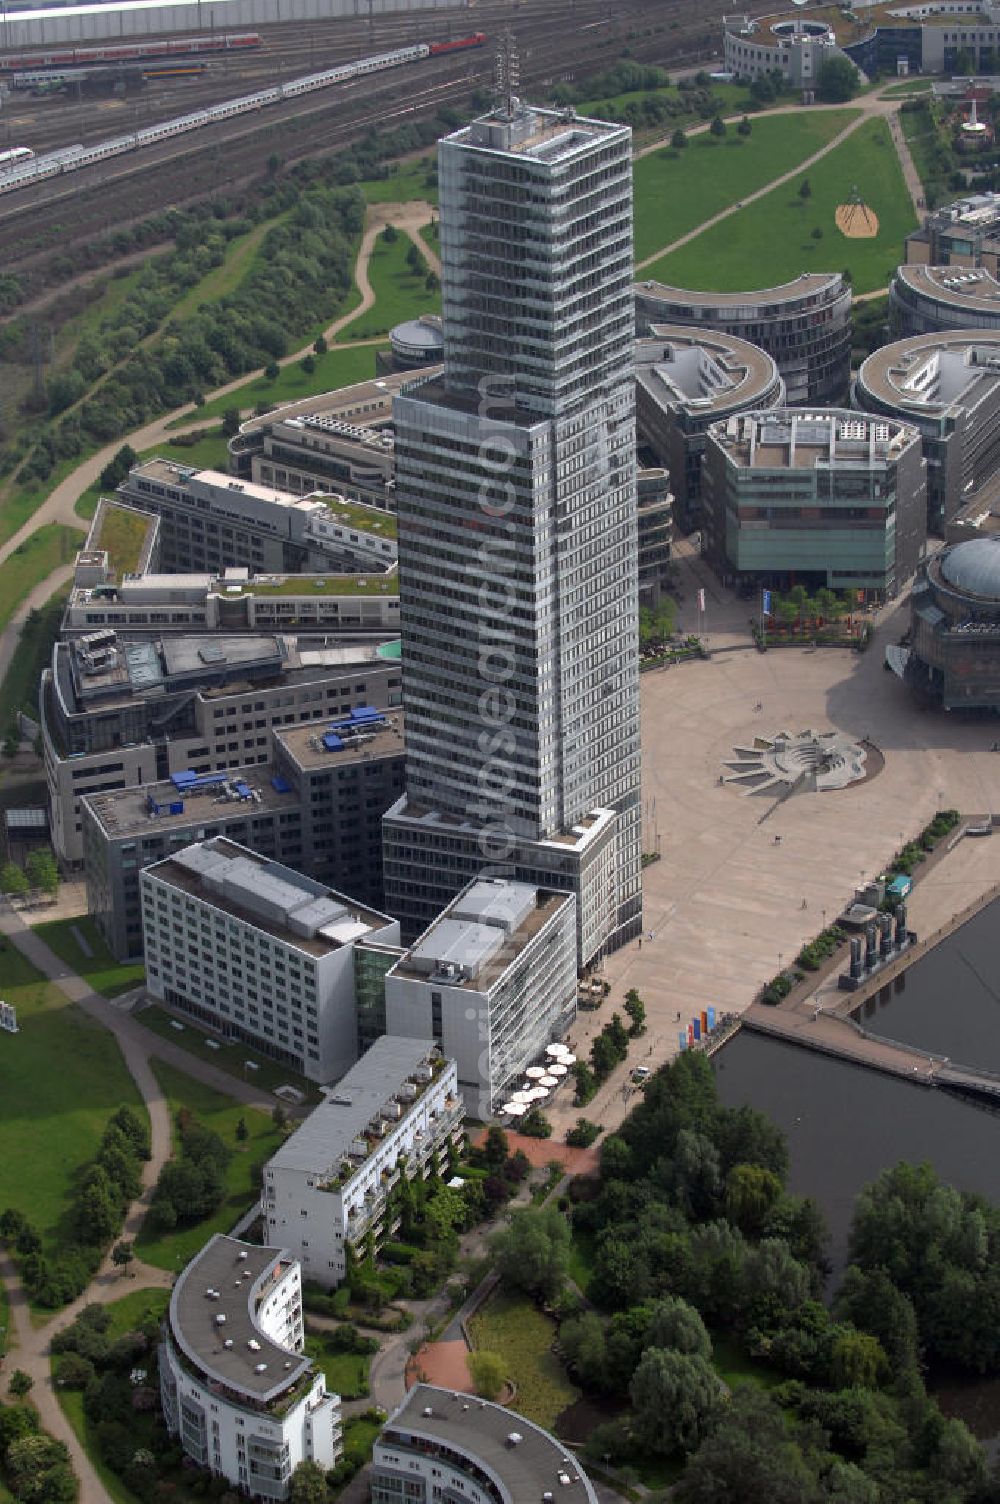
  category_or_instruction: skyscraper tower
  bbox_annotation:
[383,66,642,964]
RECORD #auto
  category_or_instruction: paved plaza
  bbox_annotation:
[547,542,1000,1137]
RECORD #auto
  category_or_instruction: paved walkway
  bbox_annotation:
[0,902,280,1504]
[635,87,923,273]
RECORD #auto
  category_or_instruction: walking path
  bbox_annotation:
[0,902,279,1504]
[635,87,924,273]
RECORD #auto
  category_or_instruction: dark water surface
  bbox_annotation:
[852,900,1000,1071]
[712,1030,1000,1280]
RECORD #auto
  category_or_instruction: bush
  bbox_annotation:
[567,1119,601,1149]
[520,1107,553,1139]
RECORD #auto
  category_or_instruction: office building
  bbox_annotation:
[229,368,438,509]
[636,467,673,603]
[42,628,399,866]
[905,192,1000,272]
[635,273,851,407]
[383,96,642,961]
[703,409,927,600]
[636,325,784,531]
[141,836,400,1080]
[372,1384,599,1504]
[889,263,1000,339]
[263,1037,461,1286]
[159,1235,341,1498]
[82,708,405,961]
[117,460,397,577]
[855,331,1000,534]
[387,315,445,370]
[893,536,1000,709]
[63,564,400,640]
[384,877,577,1118]
[722,14,841,90]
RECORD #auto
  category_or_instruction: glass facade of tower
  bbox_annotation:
[384,102,642,957]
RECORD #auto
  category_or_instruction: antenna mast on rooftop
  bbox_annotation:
[494,29,520,118]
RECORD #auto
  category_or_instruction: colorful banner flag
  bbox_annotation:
[697,588,706,612]
[762,588,772,616]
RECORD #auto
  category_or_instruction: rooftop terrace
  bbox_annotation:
[169,1235,311,1406]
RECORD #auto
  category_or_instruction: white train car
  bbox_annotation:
[0,42,434,195]
[0,146,34,167]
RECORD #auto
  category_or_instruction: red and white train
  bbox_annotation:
[0,31,260,72]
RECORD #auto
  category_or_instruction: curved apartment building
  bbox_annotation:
[635,273,851,407]
[855,330,1000,534]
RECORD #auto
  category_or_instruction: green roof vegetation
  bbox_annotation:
[93,502,153,578]
[233,574,399,599]
[319,497,397,539]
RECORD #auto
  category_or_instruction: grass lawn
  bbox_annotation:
[566,1227,596,1298]
[135,1001,321,1101]
[880,78,933,97]
[103,1286,170,1339]
[135,1058,284,1272]
[578,79,759,136]
[633,108,861,263]
[0,944,146,1252]
[170,224,270,324]
[31,916,145,999]
[341,1415,381,1469]
[647,117,916,295]
[0,582,68,731]
[56,1389,139,1504]
[304,1333,370,1399]
[900,98,951,207]
[337,230,439,342]
[0,524,82,634]
[359,160,438,204]
[712,1334,783,1390]
[0,1273,9,1358]
[467,1290,579,1430]
[168,341,387,429]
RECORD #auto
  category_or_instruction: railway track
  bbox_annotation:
[0,0,765,267]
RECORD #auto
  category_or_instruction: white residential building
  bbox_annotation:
[372,1384,599,1504]
[384,878,577,1119]
[159,1235,341,1500]
[263,1036,463,1286]
[140,836,400,1081]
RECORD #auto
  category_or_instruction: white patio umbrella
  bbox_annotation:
[511,1089,534,1103]
[545,1043,569,1058]
[528,1085,550,1100]
[502,1101,527,1116]
[539,1075,559,1088]
[525,1066,547,1079]
[558,1053,577,1066]
[548,1062,569,1077]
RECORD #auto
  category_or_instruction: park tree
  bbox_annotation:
[221,408,241,438]
[98,444,137,493]
[811,227,823,241]
[709,116,726,137]
[624,989,646,1036]
[643,1296,712,1362]
[737,115,752,137]
[6,1432,77,1504]
[382,223,398,243]
[799,178,812,201]
[7,1370,33,1398]
[817,55,859,102]
[830,1329,888,1389]
[573,1061,597,1104]
[301,354,316,376]
[264,362,280,382]
[236,1117,249,1142]
[520,1107,552,1139]
[492,1205,570,1301]
[629,1347,720,1456]
[111,1242,134,1276]
[671,129,688,149]
[0,863,28,898]
[25,849,59,897]
[313,335,328,355]
[725,1164,784,1236]
[560,1311,608,1388]
[468,1350,506,1400]
[287,1460,328,1504]
[481,1125,509,1167]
